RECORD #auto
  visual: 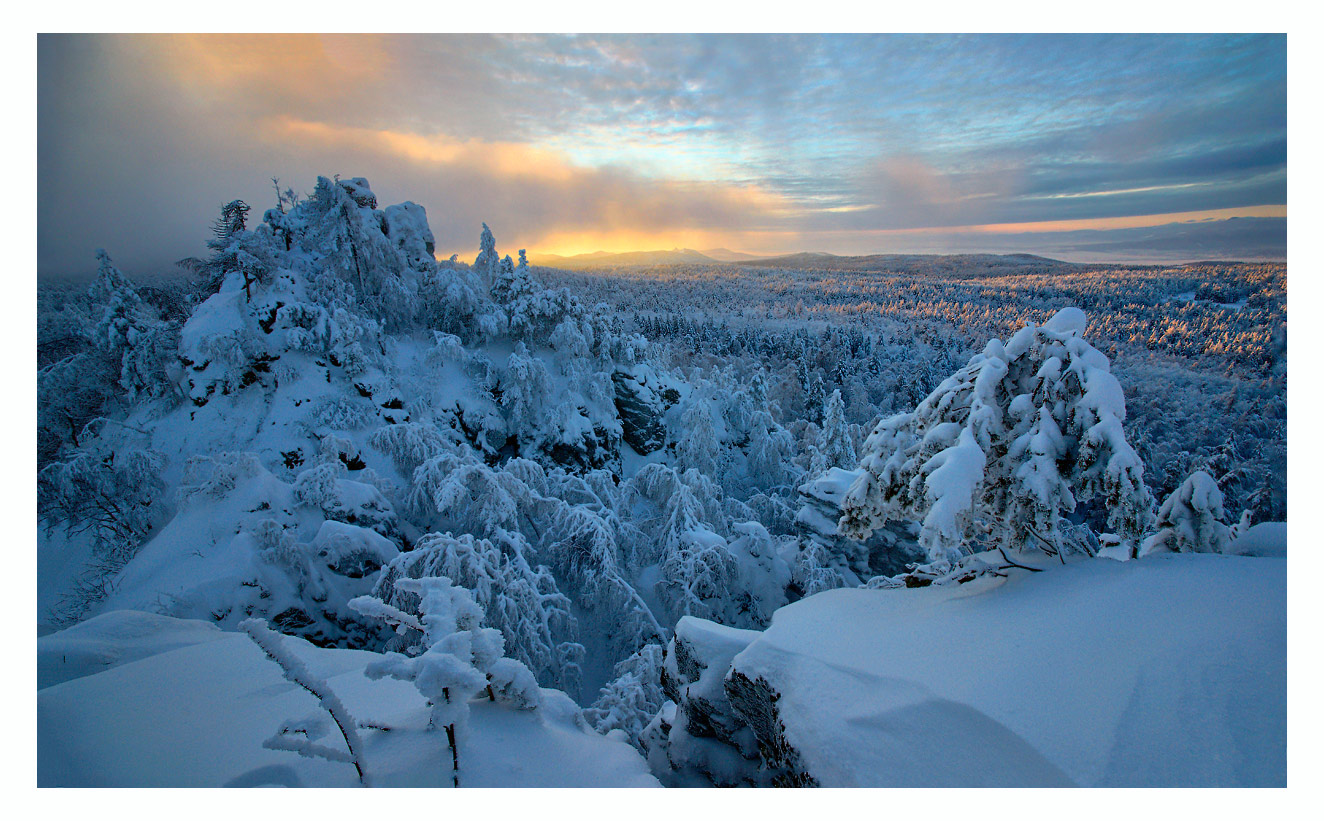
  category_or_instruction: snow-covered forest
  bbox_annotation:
[36,176,1287,787]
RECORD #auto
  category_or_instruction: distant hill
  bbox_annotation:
[731,251,1073,274]
[526,248,1080,275]
[528,248,719,269]
[698,248,763,262]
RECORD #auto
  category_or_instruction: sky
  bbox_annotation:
[37,33,1286,278]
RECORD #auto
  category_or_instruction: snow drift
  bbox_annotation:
[38,616,659,788]
[669,553,1285,787]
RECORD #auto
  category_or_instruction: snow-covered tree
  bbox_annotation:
[473,223,500,286]
[810,389,856,474]
[500,342,552,444]
[656,482,740,623]
[839,308,1153,565]
[673,390,722,478]
[87,250,178,401]
[38,352,117,461]
[745,409,797,489]
[1139,470,1231,556]
[492,249,538,306]
[370,529,583,696]
[584,644,666,748]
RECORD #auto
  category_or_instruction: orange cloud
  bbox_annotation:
[264,116,578,184]
[257,116,798,256]
[123,34,393,104]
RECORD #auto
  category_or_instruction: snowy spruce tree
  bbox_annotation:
[809,388,856,475]
[839,307,1153,566]
[1139,470,1231,557]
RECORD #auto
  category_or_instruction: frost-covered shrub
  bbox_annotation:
[1139,470,1231,557]
[311,395,379,431]
[38,352,118,464]
[370,422,459,475]
[839,307,1153,564]
[791,538,842,596]
[241,618,371,786]
[585,644,666,748]
[427,331,467,365]
[294,462,397,536]
[371,529,583,695]
[177,452,264,501]
[358,576,543,786]
[38,447,168,623]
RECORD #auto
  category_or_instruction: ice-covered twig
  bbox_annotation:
[240,618,371,786]
[995,546,1044,573]
[348,594,424,634]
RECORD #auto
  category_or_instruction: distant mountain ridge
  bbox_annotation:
[729,251,1076,274]
[527,247,1077,274]
[527,248,720,269]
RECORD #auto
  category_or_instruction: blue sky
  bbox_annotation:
[38,33,1286,276]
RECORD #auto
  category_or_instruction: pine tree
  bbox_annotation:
[839,308,1153,565]
[474,223,500,285]
[811,388,856,474]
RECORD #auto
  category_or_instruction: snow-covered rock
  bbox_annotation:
[612,366,671,454]
[794,467,921,585]
[653,617,767,786]
[714,554,1285,786]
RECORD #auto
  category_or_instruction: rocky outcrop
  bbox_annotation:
[723,670,817,786]
[543,421,620,474]
[337,177,378,209]
[646,617,771,786]
[795,467,922,583]
[612,367,671,454]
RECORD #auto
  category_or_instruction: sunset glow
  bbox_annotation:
[39,33,1286,276]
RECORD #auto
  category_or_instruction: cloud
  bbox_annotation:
[256,117,797,257]
[38,34,1287,277]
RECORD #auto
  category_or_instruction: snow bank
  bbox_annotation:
[724,554,1285,786]
[1228,521,1286,557]
[38,615,659,787]
[38,610,226,689]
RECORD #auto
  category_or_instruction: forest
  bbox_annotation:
[36,176,1287,787]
